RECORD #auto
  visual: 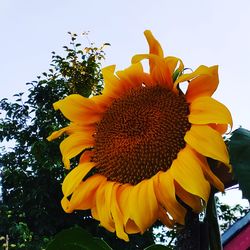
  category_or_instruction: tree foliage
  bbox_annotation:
[216,195,249,233]
[0,32,105,249]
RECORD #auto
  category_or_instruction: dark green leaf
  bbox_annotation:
[46,226,111,250]
[144,244,171,250]
[93,238,112,249]
[228,128,250,200]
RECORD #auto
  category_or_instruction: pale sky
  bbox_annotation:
[1,0,250,129]
[1,0,250,205]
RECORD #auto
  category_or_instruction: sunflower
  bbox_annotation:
[48,30,232,241]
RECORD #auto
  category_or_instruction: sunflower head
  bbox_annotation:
[48,30,232,241]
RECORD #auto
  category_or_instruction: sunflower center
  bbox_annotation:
[92,85,191,185]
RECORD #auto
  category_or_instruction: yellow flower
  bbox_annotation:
[48,30,232,241]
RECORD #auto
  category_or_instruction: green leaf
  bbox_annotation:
[93,238,112,249]
[144,244,171,250]
[46,226,111,250]
[228,128,250,200]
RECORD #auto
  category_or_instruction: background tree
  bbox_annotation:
[0,32,105,249]
[216,192,249,233]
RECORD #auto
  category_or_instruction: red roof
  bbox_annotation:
[222,212,250,250]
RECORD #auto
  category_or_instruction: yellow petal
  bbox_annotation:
[117,184,145,234]
[127,182,144,232]
[111,184,129,241]
[158,207,175,228]
[170,146,210,205]
[128,179,158,232]
[90,94,113,113]
[62,162,95,197]
[195,153,224,192]
[174,183,204,212]
[102,65,124,99]
[69,174,106,210]
[47,127,68,141]
[69,124,96,133]
[60,132,94,169]
[132,53,151,64]
[103,64,116,75]
[185,125,229,164]
[61,196,73,213]
[47,123,78,141]
[79,150,94,163]
[175,65,213,85]
[91,206,99,220]
[116,62,145,89]
[154,171,186,224]
[210,124,229,135]
[144,30,164,75]
[117,184,132,225]
[164,56,184,77]
[96,181,115,232]
[185,65,219,102]
[144,30,164,58]
[125,219,141,234]
[54,94,102,124]
[102,65,117,88]
[151,61,172,88]
[48,123,95,142]
[189,96,233,128]
[132,54,172,87]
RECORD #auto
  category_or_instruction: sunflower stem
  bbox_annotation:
[176,210,201,250]
[205,191,222,250]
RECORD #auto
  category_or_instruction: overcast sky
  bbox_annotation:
[1,0,250,129]
[1,0,249,205]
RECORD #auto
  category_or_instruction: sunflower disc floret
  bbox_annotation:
[93,85,191,185]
